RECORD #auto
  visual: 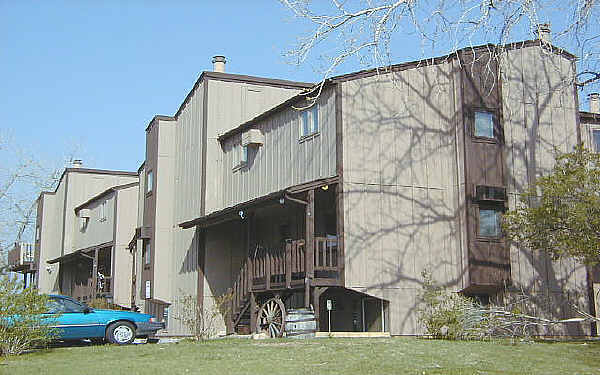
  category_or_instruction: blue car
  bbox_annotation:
[44,294,164,345]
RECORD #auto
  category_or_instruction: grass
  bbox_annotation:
[1,337,599,375]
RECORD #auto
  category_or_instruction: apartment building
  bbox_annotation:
[34,165,138,308]
[178,39,593,336]
[32,37,598,337]
[128,58,313,332]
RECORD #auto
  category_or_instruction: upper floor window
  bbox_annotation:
[98,201,107,222]
[473,111,495,139]
[478,206,502,238]
[300,105,319,138]
[146,170,154,193]
[240,145,248,165]
[592,129,600,152]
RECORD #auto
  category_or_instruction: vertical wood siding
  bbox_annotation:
[501,46,588,335]
[220,86,337,208]
[341,62,460,335]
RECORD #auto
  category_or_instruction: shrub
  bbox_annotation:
[171,291,233,340]
[0,274,57,356]
[417,270,486,340]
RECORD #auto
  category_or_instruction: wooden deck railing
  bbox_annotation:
[230,236,340,319]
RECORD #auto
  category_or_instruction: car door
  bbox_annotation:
[45,297,103,339]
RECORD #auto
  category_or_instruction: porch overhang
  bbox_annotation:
[47,241,113,264]
[178,176,339,229]
[127,226,152,249]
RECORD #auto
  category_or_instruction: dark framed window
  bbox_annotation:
[146,170,154,194]
[474,110,496,138]
[144,241,151,266]
[478,206,502,238]
[300,105,319,138]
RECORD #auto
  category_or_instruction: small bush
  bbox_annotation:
[0,275,57,356]
[171,290,233,340]
[417,270,486,340]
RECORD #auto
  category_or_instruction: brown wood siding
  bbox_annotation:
[458,48,510,290]
[142,119,159,299]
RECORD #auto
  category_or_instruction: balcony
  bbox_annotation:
[8,243,36,273]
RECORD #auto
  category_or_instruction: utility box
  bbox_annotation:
[241,129,264,147]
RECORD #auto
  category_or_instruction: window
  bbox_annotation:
[36,226,40,241]
[478,207,502,237]
[144,241,151,266]
[46,297,85,313]
[146,170,154,193]
[240,145,248,165]
[474,111,495,139]
[592,129,600,152]
[80,217,89,231]
[98,201,106,222]
[300,105,319,137]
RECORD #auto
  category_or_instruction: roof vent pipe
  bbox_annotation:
[589,93,600,114]
[537,23,551,44]
[71,159,83,168]
[212,55,226,73]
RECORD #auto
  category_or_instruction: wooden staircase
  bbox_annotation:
[229,237,340,333]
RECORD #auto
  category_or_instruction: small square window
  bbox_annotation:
[300,105,319,137]
[146,171,154,193]
[479,208,502,237]
[240,145,248,165]
[144,242,151,265]
[474,111,495,138]
[592,129,600,152]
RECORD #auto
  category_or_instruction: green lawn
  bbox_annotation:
[1,337,599,375]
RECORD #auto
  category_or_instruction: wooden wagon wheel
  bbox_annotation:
[256,297,286,338]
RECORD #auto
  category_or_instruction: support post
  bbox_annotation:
[285,241,292,289]
[313,287,327,331]
[305,189,315,308]
[91,248,99,299]
[249,292,257,333]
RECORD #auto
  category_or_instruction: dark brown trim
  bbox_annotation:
[219,40,574,144]
[173,72,312,119]
[580,111,600,124]
[179,176,340,229]
[200,80,209,216]
[111,191,119,285]
[74,182,139,214]
[40,168,138,199]
[145,115,176,132]
[330,40,575,84]
[60,173,69,256]
[335,83,345,287]
[47,241,114,264]
[218,93,310,142]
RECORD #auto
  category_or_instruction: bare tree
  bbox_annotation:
[0,130,77,266]
[280,0,600,91]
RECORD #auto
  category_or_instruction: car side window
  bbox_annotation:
[46,297,84,313]
[62,299,84,313]
[46,299,62,314]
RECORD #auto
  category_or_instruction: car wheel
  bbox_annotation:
[106,321,136,345]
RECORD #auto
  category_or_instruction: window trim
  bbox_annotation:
[476,204,504,240]
[299,104,319,139]
[143,241,151,267]
[469,108,501,143]
[146,170,154,195]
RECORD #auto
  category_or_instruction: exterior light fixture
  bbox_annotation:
[238,210,245,219]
